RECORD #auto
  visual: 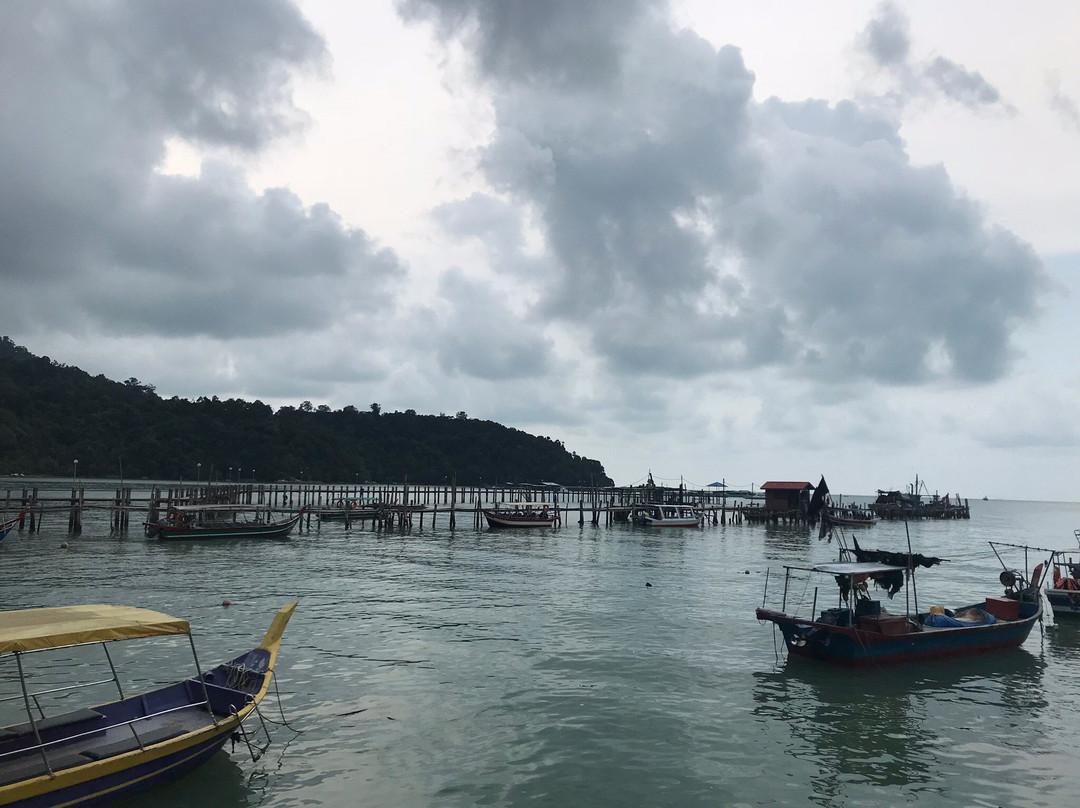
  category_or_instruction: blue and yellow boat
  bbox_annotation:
[0,601,296,807]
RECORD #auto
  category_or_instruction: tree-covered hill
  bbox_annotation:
[0,337,612,486]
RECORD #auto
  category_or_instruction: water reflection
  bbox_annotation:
[762,523,812,560]
[753,651,1046,806]
[116,750,253,808]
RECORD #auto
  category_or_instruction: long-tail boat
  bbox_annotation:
[0,601,297,807]
[144,505,304,540]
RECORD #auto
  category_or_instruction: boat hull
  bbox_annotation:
[5,725,233,808]
[756,603,1040,666]
[0,511,24,542]
[637,517,700,527]
[146,510,302,540]
[1046,589,1080,618]
[482,511,557,528]
[828,516,877,528]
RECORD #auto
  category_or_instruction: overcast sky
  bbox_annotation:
[3,1,1078,501]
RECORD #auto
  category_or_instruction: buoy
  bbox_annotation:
[222,599,231,607]
[645,582,652,588]
[60,542,69,549]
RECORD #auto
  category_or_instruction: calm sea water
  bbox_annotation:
[3,484,1080,808]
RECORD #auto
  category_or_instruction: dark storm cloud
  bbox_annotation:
[403,0,1045,385]
[0,1,404,340]
[859,2,1011,113]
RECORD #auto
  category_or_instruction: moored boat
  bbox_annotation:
[826,505,877,528]
[317,498,380,522]
[631,504,700,527]
[483,503,558,528]
[0,511,24,543]
[144,505,304,540]
[0,601,297,807]
[1037,531,1080,618]
[756,542,1043,666]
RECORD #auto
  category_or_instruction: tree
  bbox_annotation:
[370,403,381,416]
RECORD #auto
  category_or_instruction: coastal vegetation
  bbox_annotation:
[0,337,612,486]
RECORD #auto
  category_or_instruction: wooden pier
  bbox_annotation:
[1,480,767,535]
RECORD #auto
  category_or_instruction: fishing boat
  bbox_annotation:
[1037,530,1080,618]
[144,505,305,540]
[755,541,1043,666]
[317,497,380,522]
[482,503,558,528]
[826,506,877,528]
[0,600,296,807]
[630,504,700,527]
[0,511,24,543]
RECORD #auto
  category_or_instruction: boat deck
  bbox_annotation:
[0,701,220,786]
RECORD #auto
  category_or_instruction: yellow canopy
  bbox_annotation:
[0,605,190,653]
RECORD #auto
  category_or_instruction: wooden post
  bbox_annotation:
[450,474,457,530]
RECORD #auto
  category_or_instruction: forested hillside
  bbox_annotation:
[0,337,612,486]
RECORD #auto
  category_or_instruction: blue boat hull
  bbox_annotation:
[11,728,232,808]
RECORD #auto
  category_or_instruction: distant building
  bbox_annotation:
[761,481,814,513]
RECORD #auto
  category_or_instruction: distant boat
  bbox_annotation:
[0,600,297,807]
[756,541,1042,666]
[144,505,304,540]
[826,506,877,528]
[483,503,558,528]
[317,497,380,521]
[0,510,24,542]
[631,504,700,527]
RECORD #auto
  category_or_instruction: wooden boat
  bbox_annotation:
[317,499,424,522]
[0,601,297,807]
[0,511,24,543]
[483,503,558,528]
[756,543,1043,666]
[826,506,877,528]
[317,497,380,522]
[144,505,304,540]
[631,504,700,527]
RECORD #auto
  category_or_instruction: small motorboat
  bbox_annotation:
[631,504,701,527]
[0,601,297,807]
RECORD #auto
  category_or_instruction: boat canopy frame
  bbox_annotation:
[0,604,220,779]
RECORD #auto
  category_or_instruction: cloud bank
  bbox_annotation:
[402,0,1044,385]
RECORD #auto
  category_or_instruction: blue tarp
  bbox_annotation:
[923,610,996,628]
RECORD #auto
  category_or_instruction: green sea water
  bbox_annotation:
[3,483,1080,807]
